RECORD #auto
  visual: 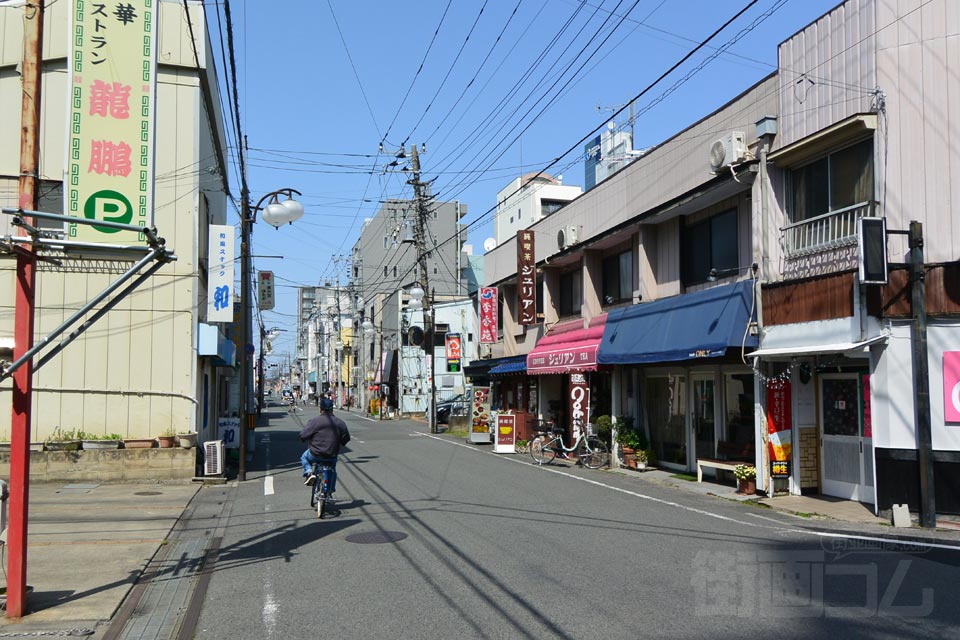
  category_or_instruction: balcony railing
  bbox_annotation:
[782,201,877,258]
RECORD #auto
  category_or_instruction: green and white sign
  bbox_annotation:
[65,0,158,244]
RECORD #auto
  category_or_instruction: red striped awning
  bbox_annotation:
[526,314,607,375]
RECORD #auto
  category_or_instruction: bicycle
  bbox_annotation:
[309,461,338,519]
[529,423,609,469]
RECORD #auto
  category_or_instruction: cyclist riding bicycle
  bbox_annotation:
[299,398,351,502]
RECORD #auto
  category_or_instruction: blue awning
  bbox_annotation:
[488,355,528,376]
[598,280,757,365]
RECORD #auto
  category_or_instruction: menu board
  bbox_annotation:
[494,414,516,454]
[470,386,492,443]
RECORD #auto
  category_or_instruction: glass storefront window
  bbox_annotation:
[693,377,716,460]
[645,374,687,466]
[724,373,755,445]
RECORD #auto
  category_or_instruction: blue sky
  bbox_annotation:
[217,0,842,359]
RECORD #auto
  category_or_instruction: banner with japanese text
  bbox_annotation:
[517,229,536,325]
[258,270,275,311]
[66,0,158,244]
[569,373,590,440]
[766,379,792,462]
[478,287,498,343]
[207,225,234,322]
[445,333,462,373]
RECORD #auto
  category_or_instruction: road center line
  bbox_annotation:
[414,433,960,552]
[264,476,274,496]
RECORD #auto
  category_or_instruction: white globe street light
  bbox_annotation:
[261,197,305,228]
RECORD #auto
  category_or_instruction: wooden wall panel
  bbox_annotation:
[762,272,855,326]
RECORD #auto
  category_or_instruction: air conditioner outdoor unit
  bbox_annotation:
[557,225,579,250]
[709,131,747,173]
[204,440,224,476]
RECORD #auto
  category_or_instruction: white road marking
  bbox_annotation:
[262,578,278,637]
[414,433,960,552]
[264,476,274,496]
[359,415,379,422]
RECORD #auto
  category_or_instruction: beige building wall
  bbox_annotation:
[0,1,228,441]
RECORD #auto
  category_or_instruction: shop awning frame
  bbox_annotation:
[488,356,528,376]
[748,334,888,359]
[527,314,607,375]
[597,281,757,365]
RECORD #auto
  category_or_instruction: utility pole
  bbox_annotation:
[8,0,44,619]
[407,144,438,433]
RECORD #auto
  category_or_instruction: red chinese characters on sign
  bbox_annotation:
[766,380,792,463]
[89,80,132,118]
[517,230,537,325]
[569,373,590,440]
[88,140,133,177]
[479,287,498,343]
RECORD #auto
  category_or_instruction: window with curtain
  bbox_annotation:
[791,137,874,222]
[602,249,632,305]
[558,270,581,317]
[681,209,738,285]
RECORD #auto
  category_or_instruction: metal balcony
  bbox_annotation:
[782,201,877,258]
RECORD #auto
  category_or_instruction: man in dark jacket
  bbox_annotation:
[299,398,351,498]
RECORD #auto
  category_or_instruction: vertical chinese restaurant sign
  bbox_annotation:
[479,287,498,343]
[569,373,590,440]
[766,379,792,463]
[258,270,275,311]
[207,225,234,322]
[445,333,462,373]
[66,0,158,244]
[517,230,536,325]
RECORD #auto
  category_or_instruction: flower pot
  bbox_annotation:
[82,439,121,450]
[737,478,756,495]
[123,438,155,449]
[177,432,198,448]
[157,436,176,449]
[45,440,81,451]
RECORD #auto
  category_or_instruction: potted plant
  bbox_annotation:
[44,427,81,451]
[157,428,177,449]
[123,435,156,449]
[616,429,641,469]
[176,431,199,448]
[79,431,122,450]
[734,464,757,495]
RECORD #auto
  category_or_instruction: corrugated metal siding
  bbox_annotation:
[776,0,876,149]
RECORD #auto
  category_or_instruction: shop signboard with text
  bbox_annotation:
[66,0,158,244]
[207,225,234,322]
[445,333,462,373]
[479,288,498,343]
[470,386,492,443]
[517,230,536,325]
[767,380,792,463]
[944,352,960,423]
[494,414,516,454]
[569,373,590,440]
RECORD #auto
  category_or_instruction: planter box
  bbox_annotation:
[176,433,198,448]
[45,440,81,451]
[123,439,155,449]
[82,440,122,450]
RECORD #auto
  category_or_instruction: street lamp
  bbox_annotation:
[240,187,303,482]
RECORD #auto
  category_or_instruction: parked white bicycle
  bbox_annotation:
[529,421,609,469]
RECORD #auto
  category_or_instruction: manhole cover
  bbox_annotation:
[134,491,163,496]
[345,531,408,545]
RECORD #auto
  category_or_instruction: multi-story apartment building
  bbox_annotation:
[476,0,960,517]
[297,285,354,406]
[494,173,581,245]
[352,198,468,414]
[0,1,233,447]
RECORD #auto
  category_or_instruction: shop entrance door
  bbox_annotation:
[819,374,874,503]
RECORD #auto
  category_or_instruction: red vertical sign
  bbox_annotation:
[479,287,498,343]
[766,380,792,462]
[517,229,537,325]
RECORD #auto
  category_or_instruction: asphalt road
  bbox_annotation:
[190,404,960,639]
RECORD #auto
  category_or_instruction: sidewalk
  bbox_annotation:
[0,482,199,635]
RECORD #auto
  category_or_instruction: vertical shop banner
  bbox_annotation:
[258,270,275,311]
[861,374,872,437]
[766,380,792,462]
[944,352,960,423]
[470,386,492,443]
[569,373,590,440]
[517,230,537,325]
[66,0,158,243]
[479,287,498,343]
[207,225,234,322]
[445,333,462,373]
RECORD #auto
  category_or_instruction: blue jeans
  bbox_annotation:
[301,450,338,493]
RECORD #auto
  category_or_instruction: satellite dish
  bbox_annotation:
[483,238,496,252]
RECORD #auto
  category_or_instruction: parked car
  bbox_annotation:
[436,393,469,424]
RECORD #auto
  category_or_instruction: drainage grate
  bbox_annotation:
[134,491,163,496]
[345,531,408,544]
